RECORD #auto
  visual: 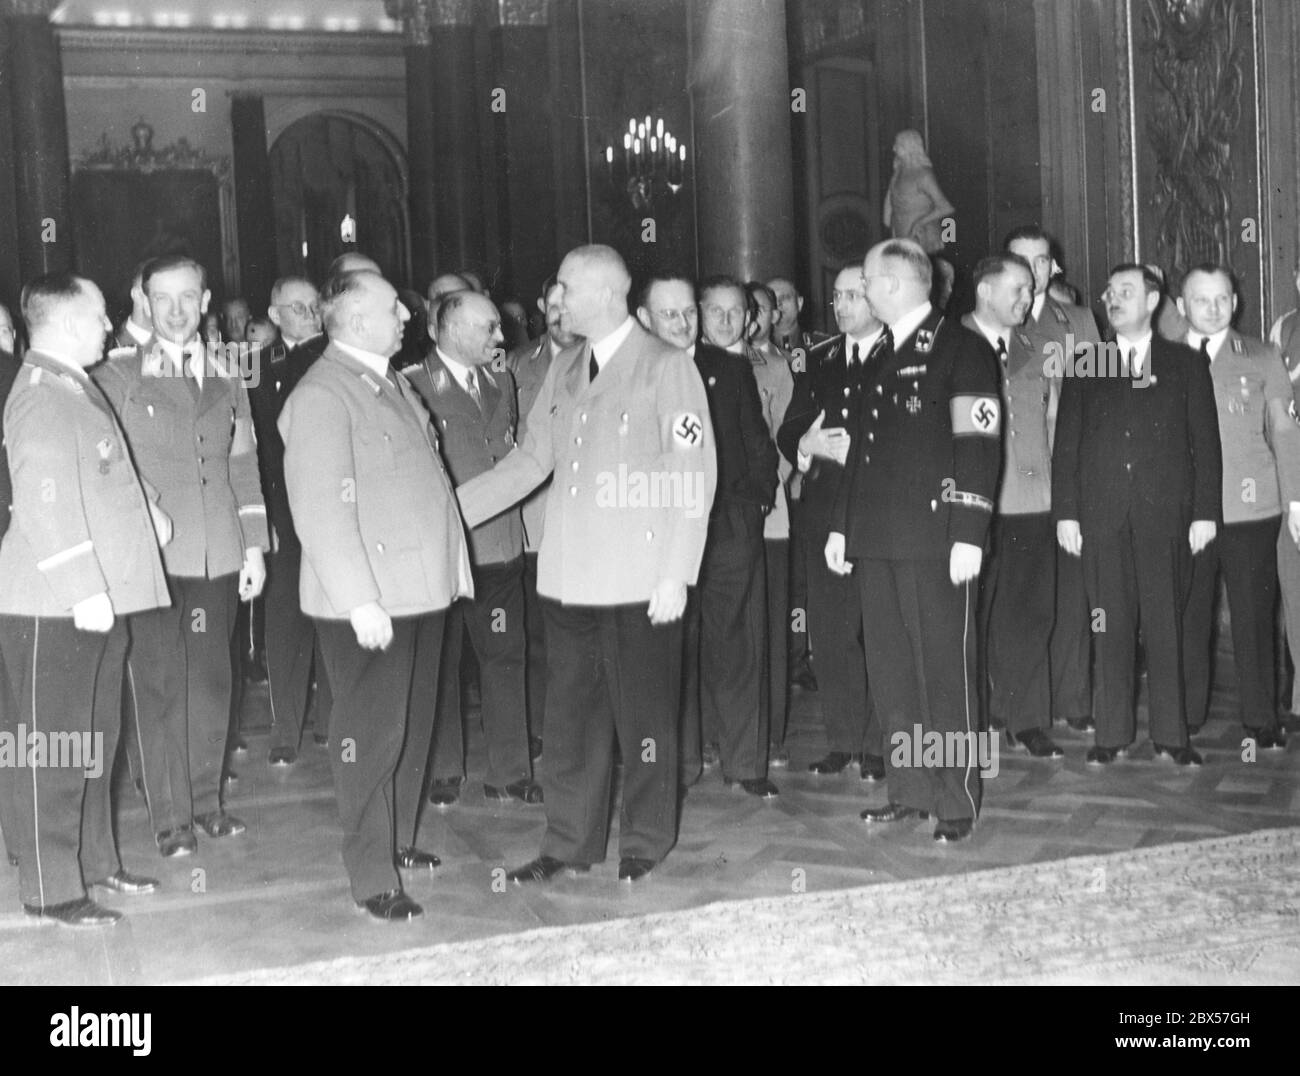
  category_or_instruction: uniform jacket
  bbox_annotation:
[749,342,795,540]
[961,313,1056,516]
[506,335,557,552]
[456,320,717,606]
[94,337,269,579]
[1052,335,1222,535]
[407,351,524,567]
[0,352,20,539]
[1197,329,1300,525]
[278,343,473,619]
[777,333,873,535]
[1271,308,1300,411]
[831,308,1002,560]
[0,351,169,617]
[694,342,777,541]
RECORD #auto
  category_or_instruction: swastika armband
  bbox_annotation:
[673,412,703,447]
[951,394,1001,436]
[948,490,994,512]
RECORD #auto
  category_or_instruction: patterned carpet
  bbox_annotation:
[194,825,1300,985]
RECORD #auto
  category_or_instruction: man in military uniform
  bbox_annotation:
[0,302,21,869]
[778,265,886,780]
[95,255,269,858]
[1177,264,1299,749]
[506,276,578,760]
[280,269,474,921]
[456,245,716,884]
[1269,265,1300,724]
[1005,225,1101,734]
[407,291,539,807]
[827,238,1002,842]
[1053,264,1221,766]
[0,273,170,926]
[962,254,1063,758]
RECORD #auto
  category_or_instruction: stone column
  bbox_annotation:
[0,10,22,310]
[230,94,278,311]
[689,0,795,281]
[387,0,438,289]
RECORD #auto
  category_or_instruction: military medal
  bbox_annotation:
[906,396,921,414]
[96,437,112,474]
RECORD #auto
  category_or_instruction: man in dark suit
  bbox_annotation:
[827,239,1002,843]
[0,302,22,870]
[253,276,327,765]
[1053,263,1222,766]
[456,245,716,884]
[407,291,539,806]
[778,265,886,780]
[639,274,778,796]
[1177,264,1299,749]
[95,255,269,859]
[280,269,474,921]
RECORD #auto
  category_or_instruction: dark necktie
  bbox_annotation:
[851,342,860,366]
[588,351,599,383]
[996,336,1007,367]
[465,367,483,410]
[1199,338,1211,362]
[1128,346,1138,378]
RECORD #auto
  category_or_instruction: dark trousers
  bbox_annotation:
[980,513,1055,735]
[1084,520,1191,749]
[682,521,768,781]
[522,551,547,741]
[265,545,317,753]
[540,599,681,865]
[1050,544,1092,723]
[788,498,813,672]
[316,615,422,902]
[1183,516,1280,733]
[765,537,790,747]
[806,524,880,755]
[858,560,981,822]
[0,617,126,908]
[395,611,447,851]
[0,648,18,863]
[128,573,237,832]
[429,557,530,789]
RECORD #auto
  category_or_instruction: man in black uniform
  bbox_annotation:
[827,238,1002,842]
[1053,264,1222,766]
[778,265,887,780]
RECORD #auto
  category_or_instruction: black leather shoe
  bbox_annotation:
[232,737,249,756]
[428,777,461,807]
[396,846,441,871]
[1066,715,1095,732]
[1246,727,1287,750]
[529,736,544,761]
[157,827,197,857]
[725,777,779,799]
[268,747,296,766]
[618,857,656,883]
[484,779,544,804]
[934,818,974,843]
[1015,729,1064,758]
[24,896,122,928]
[768,746,789,769]
[1153,743,1203,767]
[356,889,422,922]
[702,742,721,769]
[312,732,329,746]
[790,666,818,692]
[809,751,856,775]
[1086,745,1120,766]
[193,810,246,838]
[860,802,929,823]
[859,753,886,781]
[90,870,159,896]
[506,856,590,884]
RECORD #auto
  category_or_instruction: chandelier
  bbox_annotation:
[603,115,687,213]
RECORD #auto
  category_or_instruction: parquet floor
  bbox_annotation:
[1,647,1296,984]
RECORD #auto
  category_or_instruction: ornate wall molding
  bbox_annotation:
[5,0,58,17]
[496,0,548,27]
[384,0,434,45]
[56,27,403,56]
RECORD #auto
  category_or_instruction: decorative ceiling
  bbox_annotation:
[51,0,402,32]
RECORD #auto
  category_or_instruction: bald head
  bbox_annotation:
[862,238,932,324]
[321,270,410,357]
[439,290,504,367]
[555,245,631,340]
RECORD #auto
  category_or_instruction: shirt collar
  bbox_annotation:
[1187,327,1229,361]
[34,348,87,378]
[888,302,933,348]
[333,338,392,380]
[846,326,883,358]
[436,346,476,390]
[1116,331,1153,370]
[590,316,636,368]
[125,318,151,346]
[1031,292,1047,322]
[971,314,1010,352]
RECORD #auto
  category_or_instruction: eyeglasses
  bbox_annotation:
[831,290,867,305]
[276,301,320,319]
[653,308,695,323]
[1101,286,1141,303]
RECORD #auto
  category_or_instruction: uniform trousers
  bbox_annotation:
[980,513,1055,735]
[1276,525,1300,715]
[807,525,880,756]
[787,497,813,673]
[1183,516,1280,732]
[429,556,530,789]
[765,537,790,747]
[857,560,982,822]
[0,617,126,908]
[0,650,17,864]
[540,599,681,866]
[1083,519,1191,748]
[522,551,547,741]
[396,612,447,850]
[1050,545,1093,723]
[264,545,317,753]
[128,573,237,833]
[316,614,430,902]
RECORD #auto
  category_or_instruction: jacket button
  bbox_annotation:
[580,413,588,423]
[841,408,849,418]
[575,436,582,446]
[646,529,654,541]
[843,387,850,397]
[383,433,391,441]
[876,385,883,395]
[863,454,870,464]
[1010,430,1016,437]
[867,432,874,442]
[376,542,385,553]
[569,485,578,496]
[872,409,878,418]
[197,435,204,444]
[571,460,579,472]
